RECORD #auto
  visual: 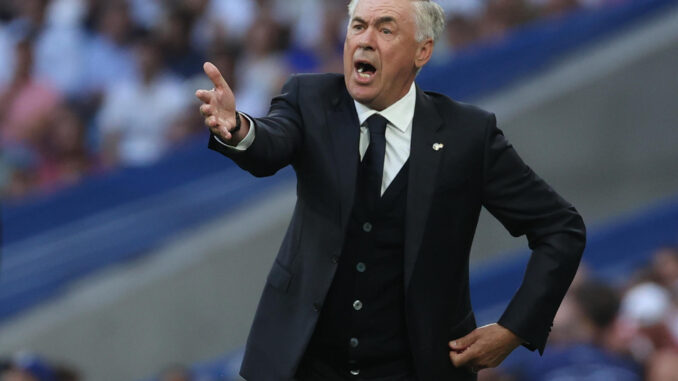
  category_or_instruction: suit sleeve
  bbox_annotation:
[208,75,304,177]
[480,113,586,354]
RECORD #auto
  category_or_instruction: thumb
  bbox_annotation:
[449,330,478,351]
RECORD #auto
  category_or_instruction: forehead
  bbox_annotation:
[352,0,415,23]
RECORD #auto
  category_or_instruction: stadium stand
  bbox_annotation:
[1,0,677,380]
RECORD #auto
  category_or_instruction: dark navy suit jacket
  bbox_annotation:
[208,73,586,381]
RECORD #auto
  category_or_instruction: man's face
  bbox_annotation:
[344,0,430,110]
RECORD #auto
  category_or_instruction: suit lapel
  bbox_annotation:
[404,86,444,292]
[327,84,361,231]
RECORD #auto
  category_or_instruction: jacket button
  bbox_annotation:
[313,302,321,312]
[349,337,359,348]
[356,262,366,272]
[353,300,363,311]
[362,222,372,232]
[350,369,360,376]
[331,255,339,264]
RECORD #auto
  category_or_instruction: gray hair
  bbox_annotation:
[347,0,446,42]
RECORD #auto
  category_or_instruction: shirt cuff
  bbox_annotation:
[213,113,256,151]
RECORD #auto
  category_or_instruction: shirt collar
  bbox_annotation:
[354,82,416,133]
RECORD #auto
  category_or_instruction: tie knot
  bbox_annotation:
[365,114,388,136]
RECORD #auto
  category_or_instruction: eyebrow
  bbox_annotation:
[351,16,397,26]
[375,16,397,25]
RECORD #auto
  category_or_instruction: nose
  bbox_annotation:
[357,27,376,51]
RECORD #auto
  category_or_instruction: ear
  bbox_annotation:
[414,38,434,69]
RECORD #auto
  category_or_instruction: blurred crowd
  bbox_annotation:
[0,0,626,201]
[480,245,678,381]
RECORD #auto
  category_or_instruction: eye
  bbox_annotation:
[352,24,364,31]
[381,28,392,35]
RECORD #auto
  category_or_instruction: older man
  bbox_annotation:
[195,0,585,380]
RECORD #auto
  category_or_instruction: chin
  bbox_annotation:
[347,83,378,106]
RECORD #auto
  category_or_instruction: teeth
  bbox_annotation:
[358,66,364,73]
[359,72,370,78]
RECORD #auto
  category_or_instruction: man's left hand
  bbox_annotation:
[448,323,523,373]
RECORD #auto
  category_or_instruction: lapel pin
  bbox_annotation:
[432,143,444,151]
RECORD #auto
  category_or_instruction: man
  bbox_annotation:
[195,0,586,380]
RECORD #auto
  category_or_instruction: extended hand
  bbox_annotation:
[449,323,522,373]
[195,62,248,143]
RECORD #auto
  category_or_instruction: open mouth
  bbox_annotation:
[355,61,377,79]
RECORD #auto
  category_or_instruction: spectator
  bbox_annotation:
[82,0,137,96]
[4,0,87,97]
[97,33,190,167]
[158,7,206,80]
[313,3,346,74]
[36,103,92,192]
[620,282,678,361]
[191,0,256,50]
[517,279,643,381]
[0,36,61,148]
[284,2,345,74]
[234,14,289,116]
[275,0,327,51]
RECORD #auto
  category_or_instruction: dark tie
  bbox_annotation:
[362,114,388,209]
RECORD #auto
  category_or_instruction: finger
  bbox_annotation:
[449,330,478,351]
[449,351,461,367]
[205,115,218,128]
[203,62,230,92]
[449,347,474,367]
[200,104,211,116]
[217,126,231,141]
[195,89,213,104]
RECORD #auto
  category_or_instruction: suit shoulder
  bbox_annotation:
[423,90,493,126]
[282,73,347,108]
[287,73,345,92]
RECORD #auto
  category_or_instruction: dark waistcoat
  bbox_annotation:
[303,158,413,378]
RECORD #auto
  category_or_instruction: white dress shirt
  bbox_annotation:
[354,82,415,195]
[217,82,417,195]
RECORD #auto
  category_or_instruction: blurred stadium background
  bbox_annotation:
[1,0,678,380]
